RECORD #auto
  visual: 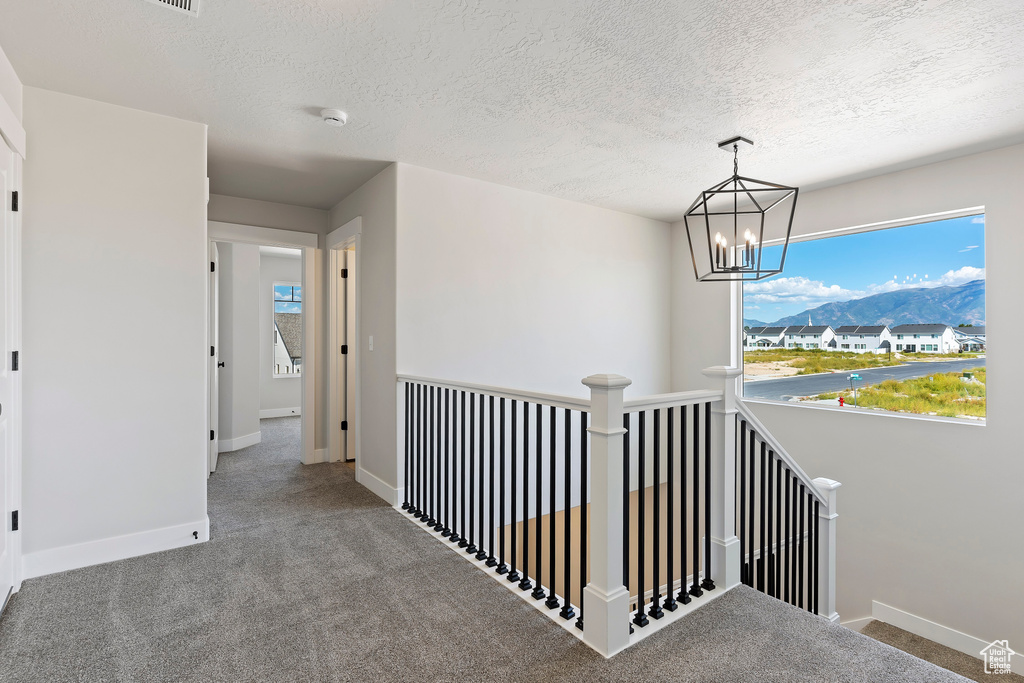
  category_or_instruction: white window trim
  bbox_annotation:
[738,207,987,426]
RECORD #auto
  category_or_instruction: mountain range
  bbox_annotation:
[744,279,985,329]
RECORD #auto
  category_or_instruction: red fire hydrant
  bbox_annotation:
[839,396,845,407]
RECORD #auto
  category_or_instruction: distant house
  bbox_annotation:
[782,325,836,350]
[274,312,303,374]
[952,325,986,352]
[834,325,892,354]
[744,326,787,349]
[889,324,957,353]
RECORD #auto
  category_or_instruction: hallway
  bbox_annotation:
[0,418,969,681]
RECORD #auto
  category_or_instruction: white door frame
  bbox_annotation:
[0,132,22,598]
[207,221,319,465]
[327,217,361,465]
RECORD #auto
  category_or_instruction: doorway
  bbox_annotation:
[327,217,361,466]
[207,222,318,471]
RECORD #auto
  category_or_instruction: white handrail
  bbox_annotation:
[736,400,828,506]
[624,389,723,412]
[396,373,591,411]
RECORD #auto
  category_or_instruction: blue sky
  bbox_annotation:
[274,284,302,314]
[743,215,985,322]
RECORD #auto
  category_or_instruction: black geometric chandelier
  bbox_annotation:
[684,136,799,282]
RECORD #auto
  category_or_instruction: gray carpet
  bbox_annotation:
[0,417,970,682]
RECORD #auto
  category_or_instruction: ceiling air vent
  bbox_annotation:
[143,0,200,17]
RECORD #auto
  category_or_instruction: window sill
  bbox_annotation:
[741,396,986,427]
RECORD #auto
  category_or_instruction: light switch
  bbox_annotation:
[369,335,374,351]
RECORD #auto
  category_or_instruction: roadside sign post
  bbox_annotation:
[849,373,862,406]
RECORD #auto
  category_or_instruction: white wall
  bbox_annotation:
[260,253,302,414]
[328,165,397,491]
[208,194,327,235]
[21,88,208,574]
[0,43,21,124]
[217,242,261,446]
[396,164,672,398]
[672,144,1024,652]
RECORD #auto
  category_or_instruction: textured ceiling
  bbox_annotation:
[3,0,1024,219]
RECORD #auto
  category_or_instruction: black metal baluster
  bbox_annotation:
[767,450,774,596]
[497,398,508,574]
[784,470,791,604]
[403,384,411,510]
[702,403,715,592]
[520,402,533,591]
[813,498,820,615]
[434,387,444,532]
[798,483,805,609]
[576,411,587,630]
[454,391,465,546]
[546,406,560,609]
[649,409,664,619]
[486,396,497,567]
[664,407,677,612]
[749,432,757,593]
[412,384,421,518]
[790,474,798,606]
[759,441,767,592]
[560,408,575,620]
[689,404,702,598]
[418,384,426,520]
[678,408,690,605]
[442,388,451,537]
[532,403,546,600]
[467,394,477,555]
[634,410,648,627]
[476,395,487,561]
[739,421,747,585]
[775,459,782,600]
[508,400,520,582]
[426,386,436,527]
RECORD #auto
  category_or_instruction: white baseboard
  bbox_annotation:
[302,448,327,465]
[218,431,261,453]
[260,407,301,419]
[356,466,400,506]
[22,517,210,580]
[872,600,1022,674]
[841,616,873,632]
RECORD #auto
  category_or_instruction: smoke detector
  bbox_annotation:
[321,109,349,127]
[143,0,200,16]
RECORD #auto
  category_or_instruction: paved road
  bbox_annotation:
[743,358,987,401]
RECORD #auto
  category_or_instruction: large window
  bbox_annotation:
[742,213,985,421]
[273,283,302,377]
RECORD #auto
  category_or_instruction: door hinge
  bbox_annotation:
[341,344,348,355]
[341,421,348,431]
[11,191,18,212]
[341,268,348,278]
[11,510,18,532]
[210,346,215,357]
[11,351,18,371]
[210,430,215,441]
[211,261,216,273]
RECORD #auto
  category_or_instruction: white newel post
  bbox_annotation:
[702,366,742,591]
[581,374,632,658]
[813,477,841,623]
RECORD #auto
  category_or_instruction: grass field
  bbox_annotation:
[806,367,986,418]
[744,348,902,374]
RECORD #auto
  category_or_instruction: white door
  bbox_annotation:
[209,242,220,474]
[0,136,20,610]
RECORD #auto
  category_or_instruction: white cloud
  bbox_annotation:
[934,266,985,287]
[971,216,985,224]
[958,245,979,253]
[744,276,861,305]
